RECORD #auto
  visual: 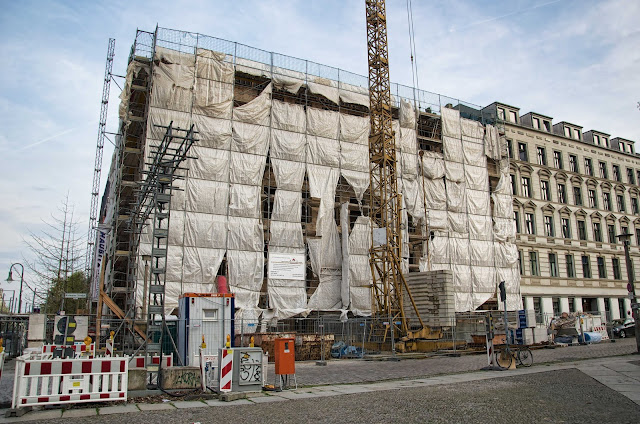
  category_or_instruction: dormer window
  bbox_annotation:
[533,117,540,129]
[574,130,580,141]
[603,137,609,147]
[509,110,518,123]
[543,121,551,132]
[565,127,572,138]
[594,135,600,145]
[497,107,505,120]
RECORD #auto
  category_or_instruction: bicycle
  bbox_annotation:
[494,344,533,369]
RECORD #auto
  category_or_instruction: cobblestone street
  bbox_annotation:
[268,338,639,386]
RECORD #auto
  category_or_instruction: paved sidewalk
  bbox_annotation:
[0,353,638,422]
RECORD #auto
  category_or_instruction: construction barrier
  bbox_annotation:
[130,355,173,369]
[11,355,128,409]
[0,351,4,381]
[41,343,95,358]
[219,348,233,392]
[199,350,218,391]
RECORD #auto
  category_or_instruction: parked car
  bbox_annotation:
[611,318,636,338]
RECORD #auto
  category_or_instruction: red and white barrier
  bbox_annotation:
[130,355,173,369]
[219,349,233,392]
[0,351,5,381]
[12,356,128,409]
[41,343,95,358]
[592,325,610,341]
[105,338,114,357]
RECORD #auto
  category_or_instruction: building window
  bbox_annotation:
[608,224,616,243]
[613,165,621,182]
[553,151,563,169]
[569,155,578,173]
[507,139,514,159]
[628,168,636,185]
[558,184,567,203]
[582,255,591,278]
[518,250,524,275]
[525,212,535,235]
[577,220,587,240]
[565,127,572,138]
[533,297,542,314]
[612,258,621,280]
[619,142,625,152]
[509,110,517,123]
[599,161,608,179]
[518,142,528,162]
[617,194,626,212]
[543,121,551,132]
[561,217,571,238]
[594,135,601,145]
[574,129,581,140]
[593,222,602,242]
[566,254,575,278]
[510,174,517,195]
[573,186,583,206]
[588,189,597,208]
[497,107,505,120]
[636,170,640,185]
[536,146,546,165]
[632,197,639,214]
[549,253,558,277]
[514,211,521,233]
[533,117,540,129]
[541,180,550,201]
[603,192,612,211]
[522,177,531,197]
[597,257,607,278]
[569,297,576,313]
[544,215,554,237]
[530,251,539,276]
[584,158,593,176]
[622,225,628,236]
[552,297,560,315]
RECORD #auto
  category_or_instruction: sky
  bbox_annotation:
[0,0,638,306]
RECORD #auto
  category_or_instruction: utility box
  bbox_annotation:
[274,337,295,375]
[227,347,263,392]
[178,293,234,367]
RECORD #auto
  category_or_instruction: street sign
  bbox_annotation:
[64,293,87,299]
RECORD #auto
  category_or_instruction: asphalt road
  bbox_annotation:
[38,369,640,424]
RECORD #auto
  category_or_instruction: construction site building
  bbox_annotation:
[99,26,595,336]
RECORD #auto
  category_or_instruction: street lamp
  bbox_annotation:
[6,263,24,314]
[616,233,640,353]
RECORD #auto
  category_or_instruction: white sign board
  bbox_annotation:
[268,253,305,280]
[65,293,87,299]
[91,226,110,301]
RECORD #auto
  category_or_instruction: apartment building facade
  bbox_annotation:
[483,102,639,322]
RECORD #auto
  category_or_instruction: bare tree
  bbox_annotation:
[22,194,87,313]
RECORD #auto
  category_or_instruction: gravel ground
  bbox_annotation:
[37,369,640,424]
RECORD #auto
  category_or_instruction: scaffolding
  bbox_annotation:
[97,27,520,352]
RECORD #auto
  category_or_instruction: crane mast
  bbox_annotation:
[366,0,423,339]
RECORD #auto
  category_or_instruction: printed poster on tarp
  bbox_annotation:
[268,253,305,280]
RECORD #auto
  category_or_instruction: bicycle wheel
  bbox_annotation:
[518,347,533,367]
[495,348,515,369]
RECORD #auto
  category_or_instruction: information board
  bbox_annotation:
[268,253,305,280]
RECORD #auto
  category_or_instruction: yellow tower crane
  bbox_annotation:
[365,0,436,347]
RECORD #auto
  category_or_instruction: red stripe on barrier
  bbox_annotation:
[37,397,49,403]
[119,392,125,398]
[120,360,125,373]
[102,361,111,373]
[152,357,159,364]
[222,381,231,390]
[80,394,90,400]
[82,361,92,374]
[24,363,30,376]
[62,362,73,374]
[100,393,110,399]
[41,362,52,375]
[136,358,144,368]
[222,362,232,375]
[60,395,70,402]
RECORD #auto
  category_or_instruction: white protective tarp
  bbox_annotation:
[192,115,232,149]
[308,80,340,105]
[229,152,266,185]
[233,83,272,125]
[424,178,447,210]
[339,114,369,145]
[232,122,270,155]
[227,250,263,310]
[184,212,227,249]
[306,108,339,139]
[272,100,306,133]
[400,99,417,129]
[193,78,233,119]
[229,184,261,218]
[420,151,445,179]
[347,216,373,316]
[271,158,305,191]
[186,179,229,215]
[195,48,234,83]
[307,136,340,167]
[270,130,305,162]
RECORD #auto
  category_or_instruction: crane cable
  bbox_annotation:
[406,0,420,96]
